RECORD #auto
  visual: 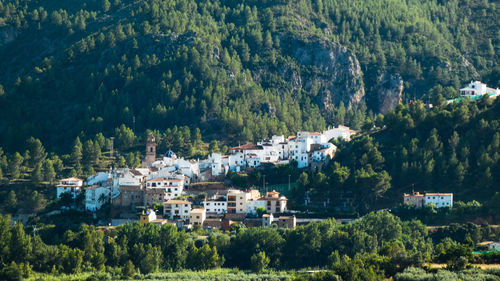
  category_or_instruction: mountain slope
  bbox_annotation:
[0,0,498,151]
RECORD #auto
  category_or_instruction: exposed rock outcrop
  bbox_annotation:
[0,26,18,47]
[279,36,365,110]
[376,72,403,114]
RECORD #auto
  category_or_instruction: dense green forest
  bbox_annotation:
[0,0,498,152]
[290,96,500,216]
[1,211,499,281]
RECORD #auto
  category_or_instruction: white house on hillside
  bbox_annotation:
[56,178,83,198]
[460,81,500,97]
[424,193,453,208]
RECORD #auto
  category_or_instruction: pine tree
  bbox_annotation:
[5,191,17,210]
[42,160,56,184]
[101,0,111,12]
[8,153,23,180]
[71,137,83,166]
[31,163,43,184]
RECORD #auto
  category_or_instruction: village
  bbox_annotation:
[53,81,499,231]
[54,126,357,230]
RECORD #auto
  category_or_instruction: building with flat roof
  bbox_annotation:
[403,192,452,208]
[190,208,206,226]
[56,178,83,198]
[163,200,191,220]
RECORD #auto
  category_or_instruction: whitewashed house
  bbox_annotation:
[247,198,267,215]
[163,200,192,220]
[56,178,83,198]
[424,193,453,208]
[202,197,227,214]
[460,81,500,97]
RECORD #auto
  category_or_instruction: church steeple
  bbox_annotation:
[142,133,156,167]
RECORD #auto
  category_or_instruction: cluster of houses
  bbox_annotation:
[56,126,355,212]
[403,191,453,208]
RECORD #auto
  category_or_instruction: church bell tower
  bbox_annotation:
[142,133,156,167]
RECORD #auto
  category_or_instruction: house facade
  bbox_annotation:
[190,208,206,226]
[403,192,453,208]
[202,198,227,214]
[163,200,191,220]
[85,185,110,212]
[56,178,83,198]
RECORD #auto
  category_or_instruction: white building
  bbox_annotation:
[460,81,500,97]
[144,177,185,205]
[85,185,111,212]
[323,126,356,141]
[262,213,274,227]
[263,191,288,214]
[247,198,267,215]
[163,200,191,220]
[489,242,500,251]
[202,198,227,214]
[424,193,453,208]
[56,177,83,198]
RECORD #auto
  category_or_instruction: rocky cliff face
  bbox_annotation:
[279,36,365,111]
[375,72,403,114]
[0,26,18,47]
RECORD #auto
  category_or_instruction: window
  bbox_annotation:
[441,197,443,199]
[206,203,210,206]
[184,210,188,213]
[433,197,435,199]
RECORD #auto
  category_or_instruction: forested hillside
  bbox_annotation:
[0,0,498,152]
[297,96,500,216]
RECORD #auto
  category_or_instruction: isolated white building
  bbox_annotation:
[460,81,500,97]
[424,193,453,208]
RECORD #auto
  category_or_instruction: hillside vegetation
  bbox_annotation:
[295,97,500,216]
[0,0,498,152]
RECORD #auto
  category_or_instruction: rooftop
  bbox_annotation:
[425,193,453,196]
[164,200,191,204]
[130,169,144,176]
[60,177,82,182]
[191,208,205,214]
[148,178,183,182]
[231,143,263,150]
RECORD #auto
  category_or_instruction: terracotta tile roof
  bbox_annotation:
[191,208,205,214]
[164,200,191,204]
[148,178,183,182]
[231,143,263,150]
